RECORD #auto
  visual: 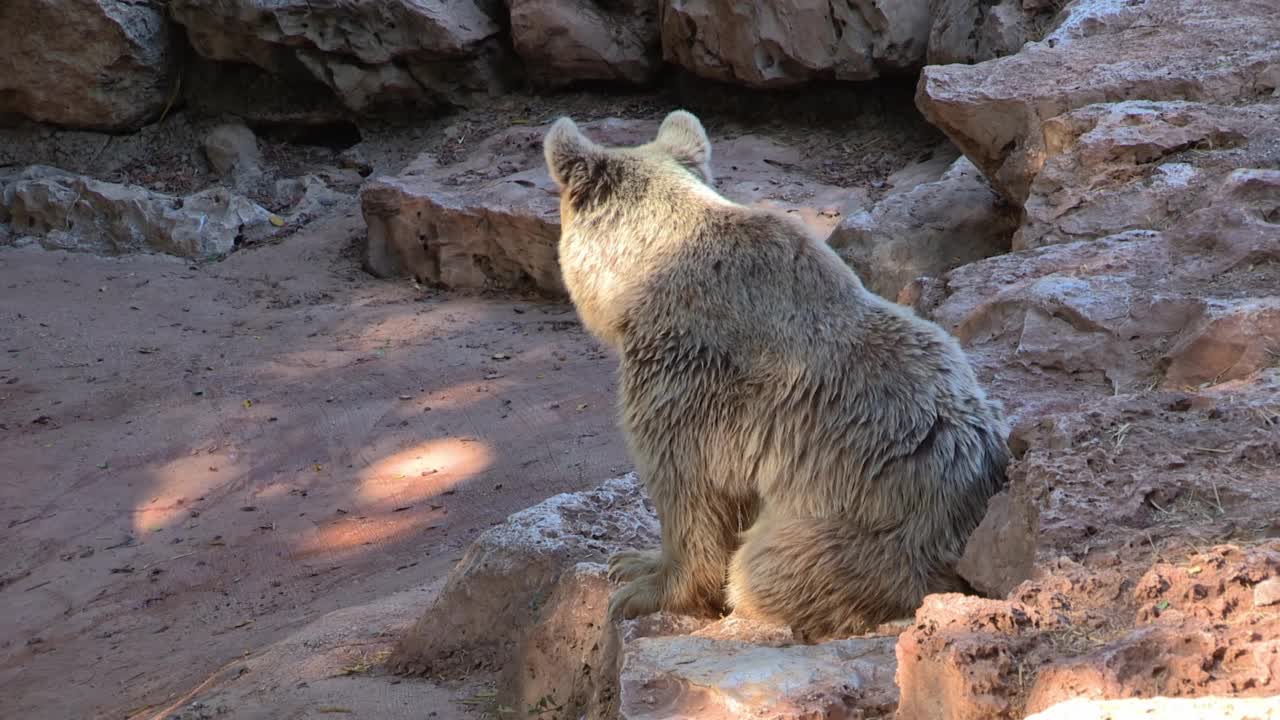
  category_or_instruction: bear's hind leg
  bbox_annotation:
[727,512,942,642]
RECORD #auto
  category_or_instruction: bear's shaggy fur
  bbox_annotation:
[543,111,1009,640]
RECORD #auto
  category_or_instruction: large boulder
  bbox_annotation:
[916,0,1280,204]
[510,0,661,87]
[898,542,1280,720]
[389,475,659,676]
[926,0,1053,66]
[905,141,1280,419]
[360,118,864,295]
[827,156,1017,301]
[168,0,510,115]
[0,0,174,131]
[1016,100,1280,250]
[660,0,932,88]
[0,166,276,259]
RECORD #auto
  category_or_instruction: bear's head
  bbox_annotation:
[542,110,714,215]
[541,110,718,348]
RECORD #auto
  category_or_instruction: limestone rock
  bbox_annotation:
[510,0,661,87]
[1255,578,1280,608]
[927,0,1050,66]
[389,472,905,719]
[360,118,863,294]
[0,166,274,259]
[898,544,1280,719]
[620,633,898,719]
[827,157,1017,301]
[203,123,264,192]
[1016,101,1280,250]
[0,0,174,131]
[498,563,617,720]
[916,0,1280,203]
[389,474,658,676]
[956,489,1038,600]
[168,0,510,115]
[660,0,932,88]
[272,174,351,222]
[918,157,1280,415]
[499,563,711,720]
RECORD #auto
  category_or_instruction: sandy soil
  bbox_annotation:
[0,202,632,719]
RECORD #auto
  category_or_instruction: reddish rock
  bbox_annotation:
[660,0,932,88]
[827,157,1017,300]
[927,0,1049,66]
[1016,101,1280,251]
[361,118,862,294]
[169,0,509,114]
[510,0,660,87]
[0,0,175,131]
[898,545,1280,720]
[956,489,1039,600]
[895,594,1044,720]
[389,475,658,676]
[1255,578,1280,608]
[916,0,1280,203]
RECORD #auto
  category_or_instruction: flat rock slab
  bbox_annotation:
[361,118,863,295]
[916,0,1280,203]
[1,166,275,259]
[621,634,898,720]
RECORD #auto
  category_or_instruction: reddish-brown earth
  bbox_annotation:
[0,205,632,718]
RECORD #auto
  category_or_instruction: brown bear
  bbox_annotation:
[543,110,1009,641]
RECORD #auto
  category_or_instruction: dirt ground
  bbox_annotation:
[0,202,635,719]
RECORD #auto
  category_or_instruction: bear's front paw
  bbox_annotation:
[607,548,662,583]
[608,574,663,621]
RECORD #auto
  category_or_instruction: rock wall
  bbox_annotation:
[0,0,1059,129]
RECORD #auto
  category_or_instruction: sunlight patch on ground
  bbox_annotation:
[132,450,242,533]
[290,508,444,561]
[289,437,493,559]
[355,437,494,506]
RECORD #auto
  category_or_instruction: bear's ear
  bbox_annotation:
[543,117,602,194]
[654,110,713,184]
